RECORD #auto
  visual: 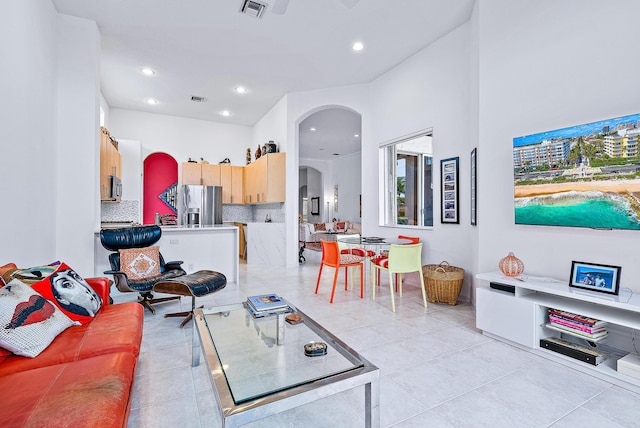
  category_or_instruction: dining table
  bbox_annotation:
[337,236,405,291]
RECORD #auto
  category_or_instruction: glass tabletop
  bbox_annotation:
[200,302,365,404]
[338,236,404,246]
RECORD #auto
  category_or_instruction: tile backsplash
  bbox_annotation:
[101,200,140,223]
[101,200,284,224]
[222,202,285,223]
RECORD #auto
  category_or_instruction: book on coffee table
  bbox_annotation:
[247,294,288,313]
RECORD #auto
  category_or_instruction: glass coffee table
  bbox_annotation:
[193,302,379,427]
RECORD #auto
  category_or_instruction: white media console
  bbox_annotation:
[476,272,640,393]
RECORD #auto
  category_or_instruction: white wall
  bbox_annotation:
[109,109,252,169]
[476,0,640,293]
[0,0,58,265]
[100,92,110,127]
[118,139,142,203]
[252,97,288,155]
[55,14,101,273]
[331,152,362,223]
[0,2,101,275]
[367,22,474,300]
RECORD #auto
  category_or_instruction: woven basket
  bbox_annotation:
[422,261,464,305]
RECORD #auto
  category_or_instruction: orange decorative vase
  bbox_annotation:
[498,252,524,277]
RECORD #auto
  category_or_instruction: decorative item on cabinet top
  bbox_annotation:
[246,148,252,165]
[255,144,262,160]
[498,252,524,277]
[265,141,277,153]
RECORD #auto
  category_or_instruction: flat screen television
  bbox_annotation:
[513,112,640,230]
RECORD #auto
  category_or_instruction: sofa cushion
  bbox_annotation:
[0,352,137,428]
[0,302,143,376]
[0,280,76,358]
[314,223,326,231]
[1,261,60,286]
[32,263,103,325]
[119,246,161,280]
[0,348,11,363]
[335,221,347,232]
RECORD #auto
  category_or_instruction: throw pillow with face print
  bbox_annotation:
[32,263,103,325]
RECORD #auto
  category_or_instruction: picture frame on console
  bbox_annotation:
[569,261,621,295]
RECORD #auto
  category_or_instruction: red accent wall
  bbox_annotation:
[143,153,178,225]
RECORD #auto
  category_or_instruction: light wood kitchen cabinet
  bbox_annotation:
[181,162,202,185]
[99,127,121,201]
[221,165,244,204]
[266,152,286,202]
[181,162,221,185]
[202,164,221,186]
[243,153,286,204]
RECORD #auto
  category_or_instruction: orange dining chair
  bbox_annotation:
[370,243,427,312]
[398,235,420,244]
[315,240,365,303]
[337,234,375,257]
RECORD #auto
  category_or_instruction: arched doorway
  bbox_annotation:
[298,107,362,222]
[142,153,178,224]
[297,107,362,257]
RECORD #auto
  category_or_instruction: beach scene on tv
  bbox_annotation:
[514,112,640,230]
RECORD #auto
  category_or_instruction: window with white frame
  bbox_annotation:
[381,130,433,227]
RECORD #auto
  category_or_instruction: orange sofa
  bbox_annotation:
[0,270,143,427]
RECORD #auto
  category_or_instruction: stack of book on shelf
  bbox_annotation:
[546,308,608,341]
[246,293,291,318]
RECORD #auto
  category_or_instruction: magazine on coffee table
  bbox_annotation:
[247,294,288,312]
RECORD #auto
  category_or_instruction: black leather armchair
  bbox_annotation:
[100,225,186,314]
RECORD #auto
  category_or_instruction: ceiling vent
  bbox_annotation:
[191,95,207,103]
[240,0,267,18]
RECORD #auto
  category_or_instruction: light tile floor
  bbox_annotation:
[118,258,640,427]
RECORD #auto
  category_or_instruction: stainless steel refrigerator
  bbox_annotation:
[179,185,222,226]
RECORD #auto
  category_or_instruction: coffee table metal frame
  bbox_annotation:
[193,303,380,427]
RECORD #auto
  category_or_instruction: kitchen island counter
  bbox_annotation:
[246,222,285,267]
[95,224,239,285]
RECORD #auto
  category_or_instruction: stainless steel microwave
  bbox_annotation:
[110,175,122,201]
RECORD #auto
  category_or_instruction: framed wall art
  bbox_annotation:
[569,261,621,296]
[440,157,459,224]
[311,197,320,215]
[471,148,477,226]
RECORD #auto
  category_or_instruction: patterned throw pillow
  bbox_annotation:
[31,263,103,325]
[314,223,326,231]
[119,246,161,281]
[0,280,76,358]
[1,261,61,286]
[335,221,346,232]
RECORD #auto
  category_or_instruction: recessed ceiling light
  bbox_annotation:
[145,98,158,105]
[352,42,364,52]
[332,153,340,156]
[191,95,207,103]
[310,127,316,131]
[234,86,247,94]
[140,67,155,76]
[354,134,360,137]
[221,110,232,117]
[319,148,325,151]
